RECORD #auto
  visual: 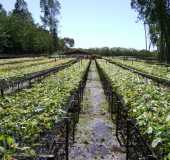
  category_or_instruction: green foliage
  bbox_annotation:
[88,47,157,58]
[40,0,60,30]
[0,4,6,16]
[13,0,33,23]
[40,0,61,50]
[0,60,89,159]
[0,58,70,80]
[131,0,170,63]
[0,3,59,56]
[0,134,16,160]
[98,59,170,159]
[0,18,8,53]
[110,58,170,80]
[64,37,75,48]
[57,38,75,52]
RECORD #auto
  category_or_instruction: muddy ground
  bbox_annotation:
[69,62,126,160]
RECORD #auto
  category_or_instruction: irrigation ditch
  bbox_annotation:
[0,59,79,97]
[95,60,158,160]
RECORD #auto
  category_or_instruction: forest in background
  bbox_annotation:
[0,0,74,56]
[0,0,170,63]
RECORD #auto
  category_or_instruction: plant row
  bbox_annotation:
[109,58,170,81]
[0,57,45,65]
[97,59,170,159]
[0,59,72,81]
[0,58,58,71]
[0,59,89,159]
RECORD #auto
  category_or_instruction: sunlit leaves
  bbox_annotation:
[0,60,89,158]
[98,59,170,158]
[152,137,162,148]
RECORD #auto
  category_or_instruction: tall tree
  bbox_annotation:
[131,0,170,63]
[64,37,75,48]
[40,0,60,31]
[0,3,7,16]
[13,0,33,22]
[0,2,56,55]
[0,4,8,53]
[40,0,60,50]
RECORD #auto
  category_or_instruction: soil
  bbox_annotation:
[69,61,126,160]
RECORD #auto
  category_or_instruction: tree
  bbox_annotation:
[40,0,60,31]
[13,0,33,22]
[0,3,7,16]
[64,37,75,48]
[131,0,170,63]
[58,38,65,51]
[40,0,61,50]
[0,1,61,55]
[0,4,8,53]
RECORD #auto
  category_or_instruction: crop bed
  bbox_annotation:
[97,59,170,159]
[0,59,57,71]
[0,57,45,65]
[110,58,170,79]
[0,60,90,159]
[0,59,76,96]
[105,58,170,86]
[0,59,73,81]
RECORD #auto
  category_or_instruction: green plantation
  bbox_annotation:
[1,0,170,159]
[0,56,170,159]
[98,59,170,159]
[0,59,89,159]
[0,58,71,80]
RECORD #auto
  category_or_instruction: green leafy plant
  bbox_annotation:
[0,60,89,159]
[110,58,170,80]
[98,59,170,159]
[0,58,72,80]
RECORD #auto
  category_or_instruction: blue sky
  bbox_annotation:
[1,0,146,49]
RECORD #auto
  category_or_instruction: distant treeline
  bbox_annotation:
[87,48,158,59]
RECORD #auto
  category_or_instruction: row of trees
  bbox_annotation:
[131,0,170,63]
[87,47,157,58]
[0,0,74,56]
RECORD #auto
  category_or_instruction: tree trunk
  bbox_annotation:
[144,22,148,50]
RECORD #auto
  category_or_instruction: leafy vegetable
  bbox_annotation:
[109,58,170,80]
[0,58,73,80]
[98,59,170,159]
[0,60,89,159]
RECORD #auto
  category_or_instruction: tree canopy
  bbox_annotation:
[131,0,170,63]
[0,1,74,56]
[13,0,33,22]
[40,0,61,50]
[0,0,168,60]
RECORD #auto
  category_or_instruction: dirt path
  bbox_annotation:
[69,61,126,160]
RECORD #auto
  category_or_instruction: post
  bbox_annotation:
[1,89,4,97]
[65,118,69,160]
[144,22,148,51]
[17,82,20,90]
[126,119,130,160]
[72,116,76,143]
[115,98,119,139]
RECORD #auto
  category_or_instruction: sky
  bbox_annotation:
[1,0,146,49]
